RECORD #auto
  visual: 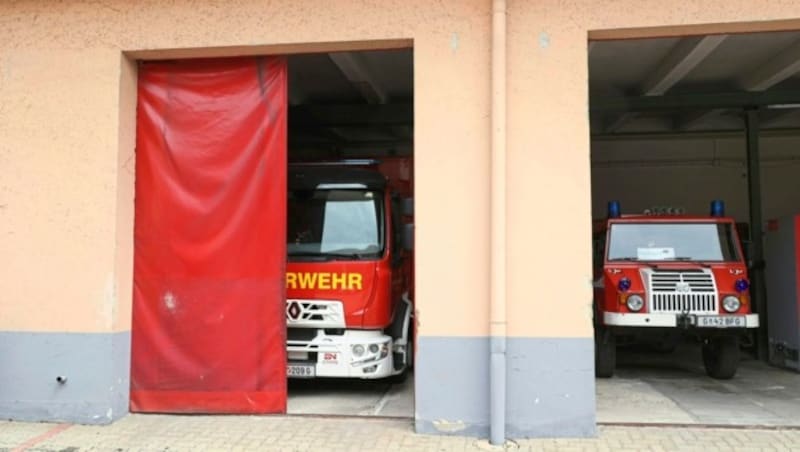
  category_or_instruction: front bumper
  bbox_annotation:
[604,312,760,328]
[287,329,395,379]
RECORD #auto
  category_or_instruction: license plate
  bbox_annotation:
[287,364,315,378]
[696,315,745,328]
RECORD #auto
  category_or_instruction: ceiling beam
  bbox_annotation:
[603,113,638,133]
[642,35,727,96]
[760,108,800,127]
[591,127,800,141]
[289,138,413,154]
[673,109,728,130]
[740,39,800,91]
[326,52,412,143]
[591,90,800,113]
[602,36,726,132]
[329,52,389,104]
[290,103,412,128]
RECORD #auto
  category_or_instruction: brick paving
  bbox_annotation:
[1,415,799,451]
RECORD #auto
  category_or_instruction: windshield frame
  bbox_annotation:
[604,220,743,264]
[287,188,386,261]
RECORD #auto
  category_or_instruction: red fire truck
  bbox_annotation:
[594,201,759,379]
[285,159,414,380]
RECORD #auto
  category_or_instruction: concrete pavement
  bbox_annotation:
[598,342,800,426]
[287,373,413,418]
[2,414,799,451]
[4,343,800,450]
[285,343,800,428]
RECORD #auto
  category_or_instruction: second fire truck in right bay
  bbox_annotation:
[593,201,759,379]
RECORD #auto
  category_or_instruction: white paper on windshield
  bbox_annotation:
[636,247,675,260]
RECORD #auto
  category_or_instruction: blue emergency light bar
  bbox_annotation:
[710,200,725,217]
[608,201,621,218]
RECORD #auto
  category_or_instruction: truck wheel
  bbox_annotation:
[595,329,616,378]
[702,336,740,380]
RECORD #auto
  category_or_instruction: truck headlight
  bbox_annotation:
[352,344,365,357]
[723,296,741,313]
[626,294,644,312]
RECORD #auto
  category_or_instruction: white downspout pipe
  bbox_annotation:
[489,0,507,446]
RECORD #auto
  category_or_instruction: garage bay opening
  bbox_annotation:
[589,31,800,426]
[285,48,415,418]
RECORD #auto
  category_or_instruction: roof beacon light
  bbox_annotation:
[710,200,725,217]
[608,201,621,219]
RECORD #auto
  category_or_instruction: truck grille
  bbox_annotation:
[644,269,718,314]
[651,293,717,313]
[286,299,345,328]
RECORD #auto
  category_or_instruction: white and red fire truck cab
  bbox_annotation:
[594,201,759,379]
[285,160,414,380]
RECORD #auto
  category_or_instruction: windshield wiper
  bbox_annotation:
[659,257,710,267]
[321,251,371,259]
[609,257,654,268]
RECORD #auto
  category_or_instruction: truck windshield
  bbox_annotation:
[607,222,741,262]
[287,189,384,259]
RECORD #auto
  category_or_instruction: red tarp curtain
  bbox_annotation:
[131,57,287,413]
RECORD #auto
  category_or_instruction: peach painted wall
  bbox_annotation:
[0,1,492,336]
[3,1,800,339]
[0,47,124,332]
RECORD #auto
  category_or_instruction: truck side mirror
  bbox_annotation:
[401,197,414,217]
[402,223,414,251]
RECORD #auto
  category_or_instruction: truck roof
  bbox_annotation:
[609,215,736,223]
[288,166,387,191]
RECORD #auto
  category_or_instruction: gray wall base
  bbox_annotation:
[415,336,490,437]
[507,337,596,438]
[0,331,130,425]
[415,336,595,439]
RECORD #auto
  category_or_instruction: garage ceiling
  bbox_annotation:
[590,31,800,136]
[289,34,800,151]
[287,49,413,157]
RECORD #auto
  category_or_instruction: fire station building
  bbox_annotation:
[4,0,800,443]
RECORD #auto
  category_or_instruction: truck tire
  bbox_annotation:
[702,336,740,380]
[595,328,616,378]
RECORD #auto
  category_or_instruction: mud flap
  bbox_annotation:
[389,293,413,371]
